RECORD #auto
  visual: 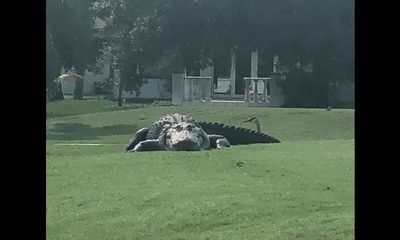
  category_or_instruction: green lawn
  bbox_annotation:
[46,99,354,240]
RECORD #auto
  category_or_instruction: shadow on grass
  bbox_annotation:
[47,123,138,141]
[46,112,78,118]
[46,105,144,118]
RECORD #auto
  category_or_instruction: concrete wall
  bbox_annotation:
[215,78,230,93]
[269,76,284,107]
[113,78,171,100]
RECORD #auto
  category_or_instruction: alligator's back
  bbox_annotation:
[198,121,280,145]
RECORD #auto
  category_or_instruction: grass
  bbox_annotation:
[46,98,354,240]
[46,97,150,118]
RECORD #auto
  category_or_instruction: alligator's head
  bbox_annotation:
[160,122,210,151]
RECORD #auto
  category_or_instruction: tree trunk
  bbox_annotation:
[48,78,64,101]
[73,67,85,99]
[118,82,123,106]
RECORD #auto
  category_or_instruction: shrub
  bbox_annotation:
[94,80,114,95]
[282,67,328,108]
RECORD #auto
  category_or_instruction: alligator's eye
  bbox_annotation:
[186,125,193,131]
[176,125,183,131]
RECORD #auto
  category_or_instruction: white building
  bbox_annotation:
[60,53,112,95]
[112,68,171,100]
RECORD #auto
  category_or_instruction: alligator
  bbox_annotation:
[126,113,280,152]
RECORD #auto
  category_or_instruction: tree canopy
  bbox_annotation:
[46,0,103,99]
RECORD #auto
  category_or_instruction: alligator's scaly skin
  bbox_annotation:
[198,121,280,145]
[126,113,280,152]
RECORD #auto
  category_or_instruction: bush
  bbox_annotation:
[94,80,114,95]
[282,68,328,108]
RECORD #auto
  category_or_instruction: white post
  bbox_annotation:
[253,79,259,103]
[189,78,194,101]
[251,50,258,78]
[269,75,284,107]
[273,54,279,73]
[230,49,236,97]
[172,73,185,105]
[251,49,259,102]
[244,78,250,102]
[200,66,213,101]
[262,79,268,102]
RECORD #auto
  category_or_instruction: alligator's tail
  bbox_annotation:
[198,122,280,145]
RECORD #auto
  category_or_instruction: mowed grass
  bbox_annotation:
[46,96,150,118]
[46,99,354,240]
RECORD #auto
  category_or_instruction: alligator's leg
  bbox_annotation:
[126,128,149,151]
[208,135,231,149]
[127,139,163,152]
[216,138,231,149]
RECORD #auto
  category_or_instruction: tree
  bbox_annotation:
[46,0,103,99]
[46,29,64,101]
[93,1,151,105]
